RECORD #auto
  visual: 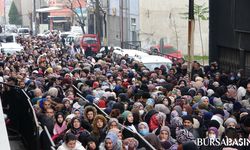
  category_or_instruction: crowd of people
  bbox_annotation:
[2,33,250,150]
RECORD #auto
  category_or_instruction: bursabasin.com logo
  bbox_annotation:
[195,138,250,146]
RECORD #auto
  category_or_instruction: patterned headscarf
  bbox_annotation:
[176,129,195,143]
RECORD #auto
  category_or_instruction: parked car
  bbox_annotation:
[0,33,23,55]
[112,49,149,63]
[59,32,72,39]
[37,30,53,38]
[80,34,101,54]
[150,45,185,64]
[136,55,172,72]
[96,46,122,58]
[17,28,30,37]
[65,33,83,47]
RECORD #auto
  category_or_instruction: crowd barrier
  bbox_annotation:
[72,85,156,150]
[0,83,40,150]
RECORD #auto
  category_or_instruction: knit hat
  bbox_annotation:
[208,120,220,129]
[224,117,237,127]
[212,108,225,117]
[211,115,224,126]
[209,120,220,129]
[233,102,242,112]
[182,115,194,124]
[203,112,213,120]
[86,95,95,103]
[176,129,195,143]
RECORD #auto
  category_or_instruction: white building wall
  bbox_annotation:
[102,0,139,47]
[139,0,209,56]
[20,0,32,28]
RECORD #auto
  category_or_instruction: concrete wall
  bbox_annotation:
[139,0,209,56]
[102,0,139,47]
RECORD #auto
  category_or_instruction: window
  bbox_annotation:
[131,18,136,24]
[132,31,137,41]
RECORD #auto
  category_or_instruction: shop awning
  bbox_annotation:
[36,7,62,13]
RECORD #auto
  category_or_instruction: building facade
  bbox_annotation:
[101,0,140,47]
[139,0,209,56]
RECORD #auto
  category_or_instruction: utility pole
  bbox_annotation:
[188,0,195,73]
[95,0,101,39]
[121,0,124,48]
[32,0,36,35]
[103,12,107,46]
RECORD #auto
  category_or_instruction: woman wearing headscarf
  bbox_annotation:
[138,122,150,136]
[99,131,122,150]
[144,133,164,150]
[90,115,107,145]
[52,112,67,140]
[67,117,90,147]
[121,111,138,133]
[107,118,119,131]
[207,127,219,139]
[122,137,139,150]
[61,98,72,116]
[157,126,176,149]
[224,117,237,129]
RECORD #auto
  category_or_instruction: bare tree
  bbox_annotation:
[65,0,87,34]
